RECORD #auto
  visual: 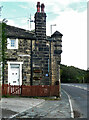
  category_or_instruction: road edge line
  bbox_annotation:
[62,84,89,91]
[62,89,74,118]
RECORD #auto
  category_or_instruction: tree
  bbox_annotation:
[0,22,7,85]
[85,68,89,83]
[60,64,87,83]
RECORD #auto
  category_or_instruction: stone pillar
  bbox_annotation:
[51,31,63,85]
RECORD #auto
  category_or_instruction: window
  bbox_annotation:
[10,64,20,68]
[7,38,18,49]
[11,40,15,47]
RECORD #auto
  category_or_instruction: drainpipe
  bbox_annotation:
[50,39,52,85]
[30,40,33,85]
[47,38,52,85]
[2,61,4,85]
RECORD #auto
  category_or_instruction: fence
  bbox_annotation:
[2,84,21,95]
[2,84,60,97]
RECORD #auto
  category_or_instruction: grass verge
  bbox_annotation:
[2,95,61,100]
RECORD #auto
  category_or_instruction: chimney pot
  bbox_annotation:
[36,2,40,12]
[41,3,45,12]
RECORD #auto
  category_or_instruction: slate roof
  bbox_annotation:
[51,31,63,38]
[5,25,36,40]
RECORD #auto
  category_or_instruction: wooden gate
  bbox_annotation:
[10,85,21,95]
[2,84,21,96]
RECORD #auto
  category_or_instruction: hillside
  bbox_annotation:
[60,64,88,83]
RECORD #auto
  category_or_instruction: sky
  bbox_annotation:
[0,0,87,70]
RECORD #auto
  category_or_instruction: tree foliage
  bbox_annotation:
[60,64,87,83]
[0,22,7,84]
[2,23,7,61]
[84,68,89,83]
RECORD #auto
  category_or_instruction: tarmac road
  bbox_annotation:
[61,83,88,118]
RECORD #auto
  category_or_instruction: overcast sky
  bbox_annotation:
[0,0,87,70]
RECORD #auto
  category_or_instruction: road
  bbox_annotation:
[61,83,88,118]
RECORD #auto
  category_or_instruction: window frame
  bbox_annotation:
[7,38,18,49]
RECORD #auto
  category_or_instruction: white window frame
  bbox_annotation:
[7,61,23,85]
[7,38,18,49]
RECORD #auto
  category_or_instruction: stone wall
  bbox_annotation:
[4,38,32,85]
[32,40,50,85]
[51,37,62,85]
[33,11,63,86]
[33,12,50,85]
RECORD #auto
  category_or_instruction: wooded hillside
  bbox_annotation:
[60,64,88,83]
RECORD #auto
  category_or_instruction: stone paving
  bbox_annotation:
[1,98,45,118]
[12,90,71,119]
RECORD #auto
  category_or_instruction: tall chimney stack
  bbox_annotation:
[36,2,40,12]
[34,2,50,85]
[41,3,45,13]
[35,2,46,39]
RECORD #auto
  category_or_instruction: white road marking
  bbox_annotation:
[62,84,89,91]
[62,89,74,118]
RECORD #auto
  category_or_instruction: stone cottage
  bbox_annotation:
[3,2,63,86]
[4,25,36,85]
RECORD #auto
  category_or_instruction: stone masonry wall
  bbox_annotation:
[33,12,50,85]
[51,37,62,85]
[4,38,32,85]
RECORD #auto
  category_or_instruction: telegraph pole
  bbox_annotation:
[50,24,56,35]
[49,24,56,85]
